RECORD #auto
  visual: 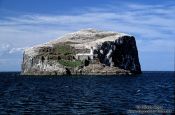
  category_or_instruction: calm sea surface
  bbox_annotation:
[0,72,174,114]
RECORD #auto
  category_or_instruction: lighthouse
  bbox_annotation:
[90,47,93,60]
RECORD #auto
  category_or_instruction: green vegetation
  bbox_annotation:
[47,44,83,68]
[54,44,75,55]
[58,59,82,67]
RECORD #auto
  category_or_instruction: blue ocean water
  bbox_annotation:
[0,72,174,114]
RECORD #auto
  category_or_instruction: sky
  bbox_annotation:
[0,0,174,71]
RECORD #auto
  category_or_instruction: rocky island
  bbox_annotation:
[21,29,141,75]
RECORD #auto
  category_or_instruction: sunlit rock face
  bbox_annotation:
[21,29,141,75]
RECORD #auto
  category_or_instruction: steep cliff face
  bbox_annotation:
[21,29,141,75]
[94,36,141,74]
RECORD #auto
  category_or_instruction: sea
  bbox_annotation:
[0,72,174,114]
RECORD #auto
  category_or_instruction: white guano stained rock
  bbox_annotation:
[22,28,141,75]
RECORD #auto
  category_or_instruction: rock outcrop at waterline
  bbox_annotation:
[21,29,141,75]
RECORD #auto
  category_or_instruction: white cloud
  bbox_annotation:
[0,43,10,56]
[0,43,26,55]
[1,43,10,49]
[0,3,174,41]
[8,47,26,54]
[0,3,174,51]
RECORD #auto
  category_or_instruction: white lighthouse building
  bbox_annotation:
[76,47,94,60]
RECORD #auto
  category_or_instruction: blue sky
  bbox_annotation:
[0,0,174,71]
